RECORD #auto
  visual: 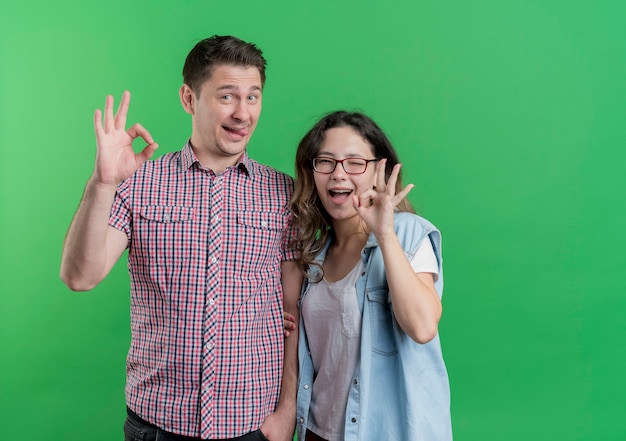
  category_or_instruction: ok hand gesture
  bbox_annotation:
[353,158,414,239]
[93,91,158,186]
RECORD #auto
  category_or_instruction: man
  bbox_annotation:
[60,35,300,441]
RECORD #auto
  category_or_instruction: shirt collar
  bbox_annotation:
[181,140,252,176]
[181,141,197,170]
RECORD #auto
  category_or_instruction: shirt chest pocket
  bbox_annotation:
[136,206,195,260]
[235,210,288,265]
[237,211,287,231]
[140,205,195,223]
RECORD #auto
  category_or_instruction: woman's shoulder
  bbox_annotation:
[392,212,443,260]
[394,211,439,232]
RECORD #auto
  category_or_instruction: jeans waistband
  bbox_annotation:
[126,407,268,441]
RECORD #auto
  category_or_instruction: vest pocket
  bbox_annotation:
[366,288,398,356]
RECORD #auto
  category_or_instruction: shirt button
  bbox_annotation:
[303,384,309,390]
[206,343,213,350]
[261,221,267,227]
[353,378,358,385]
[163,214,170,222]
[209,299,215,306]
[211,257,217,263]
[351,417,357,423]
[299,418,304,424]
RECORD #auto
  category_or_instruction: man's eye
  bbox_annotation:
[222,95,233,101]
[248,95,258,102]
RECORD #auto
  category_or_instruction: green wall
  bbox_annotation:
[1,1,625,439]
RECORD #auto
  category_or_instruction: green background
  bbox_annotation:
[1,1,625,439]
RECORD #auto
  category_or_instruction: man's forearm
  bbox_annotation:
[277,313,299,411]
[277,260,302,410]
[259,261,301,441]
[60,178,124,291]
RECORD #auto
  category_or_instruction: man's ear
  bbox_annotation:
[179,84,195,115]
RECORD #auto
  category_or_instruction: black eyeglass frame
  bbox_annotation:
[312,157,379,175]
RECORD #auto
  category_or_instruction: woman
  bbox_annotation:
[288,111,452,441]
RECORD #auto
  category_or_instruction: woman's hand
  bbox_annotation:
[283,312,296,337]
[353,158,413,241]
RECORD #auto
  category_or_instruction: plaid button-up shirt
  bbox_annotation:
[109,142,296,439]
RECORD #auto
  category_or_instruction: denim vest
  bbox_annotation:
[296,212,452,441]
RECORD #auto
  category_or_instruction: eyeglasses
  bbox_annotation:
[312,157,379,175]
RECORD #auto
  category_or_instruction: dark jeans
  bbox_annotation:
[124,408,270,441]
[305,430,328,441]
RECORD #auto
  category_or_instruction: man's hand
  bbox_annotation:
[93,91,158,186]
[260,407,296,441]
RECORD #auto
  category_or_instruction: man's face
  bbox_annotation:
[183,64,262,169]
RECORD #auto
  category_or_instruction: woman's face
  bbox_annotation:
[313,126,377,224]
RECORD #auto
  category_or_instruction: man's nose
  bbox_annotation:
[232,100,250,121]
